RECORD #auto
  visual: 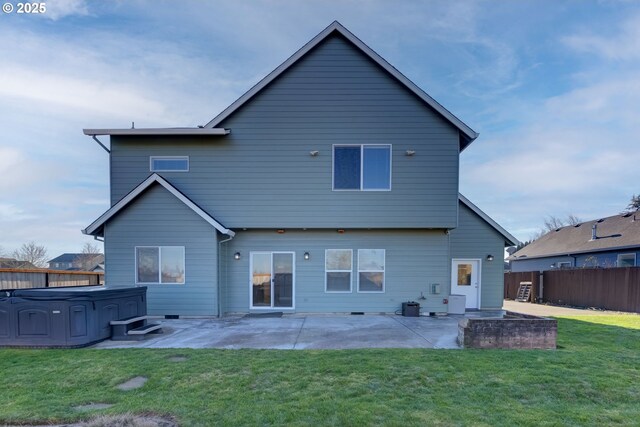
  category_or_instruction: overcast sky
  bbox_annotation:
[1,0,639,257]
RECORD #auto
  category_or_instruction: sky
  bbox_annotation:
[1,0,639,258]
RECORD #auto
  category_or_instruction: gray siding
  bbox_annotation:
[450,204,506,309]
[109,34,460,229]
[104,184,218,316]
[221,229,450,314]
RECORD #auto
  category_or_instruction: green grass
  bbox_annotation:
[1,314,639,426]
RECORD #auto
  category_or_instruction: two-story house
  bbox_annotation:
[82,22,517,317]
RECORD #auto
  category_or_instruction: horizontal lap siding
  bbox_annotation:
[449,204,505,309]
[110,34,459,229]
[221,229,449,314]
[105,184,218,316]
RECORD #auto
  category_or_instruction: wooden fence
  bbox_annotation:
[0,268,104,290]
[505,267,640,313]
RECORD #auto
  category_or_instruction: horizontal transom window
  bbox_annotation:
[333,145,391,191]
[150,156,189,172]
[136,246,185,284]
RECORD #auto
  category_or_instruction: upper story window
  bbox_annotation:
[150,156,189,172]
[333,145,391,191]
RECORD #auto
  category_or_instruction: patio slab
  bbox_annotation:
[92,312,505,350]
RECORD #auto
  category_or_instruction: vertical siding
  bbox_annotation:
[449,204,506,309]
[221,229,449,314]
[105,184,218,316]
[109,33,460,229]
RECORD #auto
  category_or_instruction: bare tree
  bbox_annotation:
[12,242,49,268]
[529,214,583,242]
[74,242,103,271]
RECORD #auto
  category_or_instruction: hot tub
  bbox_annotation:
[0,286,147,348]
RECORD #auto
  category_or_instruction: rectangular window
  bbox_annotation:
[617,253,636,267]
[150,156,189,172]
[333,145,391,190]
[557,261,572,269]
[325,249,352,292]
[136,246,185,284]
[358,249,385,292]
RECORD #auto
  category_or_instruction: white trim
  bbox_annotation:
[332,144,392,191]
[82,174,234,237]
[150,156,190,172]
[459,194,518,246]
[324,249,353,293]
[249,251,296,310]
[83,128,230,136]
[204,21,477,147]
[451,258,482,309]
[617,253,636,267]
[357,249,385,293]
[135,246,185,285]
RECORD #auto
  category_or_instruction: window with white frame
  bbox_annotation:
[617,253,636,267]
[136,246,185,284]
[557,261,572,269]
[358,249,385,292]
[150,156,189,172]
[333,145,391,190]
[325,249,352,292]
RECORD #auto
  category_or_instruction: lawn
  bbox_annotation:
[1,314,639,426]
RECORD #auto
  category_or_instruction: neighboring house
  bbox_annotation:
[48,253,105,271]
[82,22,517,316]
[508,212,640,272]
[0,258,38,269]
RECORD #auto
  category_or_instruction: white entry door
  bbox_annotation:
[451,259,481,309]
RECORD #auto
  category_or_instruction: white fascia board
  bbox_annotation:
[83,128,230,136]
[82,174,234,237]
[205,21,478,142]
[459,194,519,246]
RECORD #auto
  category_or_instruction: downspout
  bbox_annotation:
[217,233,234,318]
[91,135,110,153]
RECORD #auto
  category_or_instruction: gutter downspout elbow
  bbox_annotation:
[91,135,111,153]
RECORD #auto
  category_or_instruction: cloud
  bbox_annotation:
[45,0,89,20]
[562,13,640,61]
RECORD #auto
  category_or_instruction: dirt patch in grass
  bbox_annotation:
[8,414,177,427]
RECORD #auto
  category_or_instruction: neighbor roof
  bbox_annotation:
[82,174,234,238]
[205,21,479,151]
[48,253,89,263]
[509,212,640,260]
[459,194,519,246]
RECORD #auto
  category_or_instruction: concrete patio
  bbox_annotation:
[93,311,504,350]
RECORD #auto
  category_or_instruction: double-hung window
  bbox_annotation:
[358,249,385,292]
[150,156,189,172]
[333,145,391,190]
[136,246,185,284]
[325,249,352,292]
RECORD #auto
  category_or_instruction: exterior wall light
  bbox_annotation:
[277,229,285,234]
[304,252,310,260]
[486,254,494,261]
[310,150,319,156]
[337,229,345,234]
[405,150,416,156]
[234,252,241,260]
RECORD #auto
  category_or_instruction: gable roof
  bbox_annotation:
[0,258,38,269]
[205,21,478,151]
[82,174,235,237]
[48,253,97,263]
[509,212,640,260]
[459,194,519,246]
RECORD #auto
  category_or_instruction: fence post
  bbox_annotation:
[45,272,49,288]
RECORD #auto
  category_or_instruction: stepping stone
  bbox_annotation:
[116,376,148,391]
[73,403,113,411]
[168,356,188,362]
